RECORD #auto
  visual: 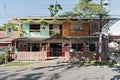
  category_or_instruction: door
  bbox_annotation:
[50,43,62,57]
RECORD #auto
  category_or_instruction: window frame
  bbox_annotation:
[71,22,83,32]
[72,43,83,51]
[29,24,41,32]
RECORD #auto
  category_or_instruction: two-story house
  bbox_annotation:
[11,16,117,61]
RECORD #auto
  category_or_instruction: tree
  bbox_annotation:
[0,22,18,31]
[59,0,109,18]
[48,0,62,17]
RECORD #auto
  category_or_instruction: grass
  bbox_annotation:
[73,60,116,66]
[2,60,117,67]
[4,62,39,66]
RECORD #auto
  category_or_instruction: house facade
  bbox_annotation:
[0,31,18,60]
[0,31,18,51]
[11,17,110,61]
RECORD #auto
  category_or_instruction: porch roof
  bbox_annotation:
[13,34,104,43]
[0,31,19,43]
[67,36,100,42]
[41,34,101,43]
[13,37,45,42]
[41,34,69,43]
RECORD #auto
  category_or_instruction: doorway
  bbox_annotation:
[50,43,62,57]
[89,43,95,51]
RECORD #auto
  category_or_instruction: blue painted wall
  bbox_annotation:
[22,23,50,38]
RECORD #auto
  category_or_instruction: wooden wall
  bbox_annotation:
[62,21,89,37]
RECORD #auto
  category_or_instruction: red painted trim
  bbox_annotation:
[0,43,11,46]
[62,52,65,57]
[47,52,50,57]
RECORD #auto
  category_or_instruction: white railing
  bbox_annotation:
[15,51,47,61]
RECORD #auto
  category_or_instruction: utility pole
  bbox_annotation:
[98,0,108,61]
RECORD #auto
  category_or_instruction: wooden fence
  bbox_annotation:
[14,51,97,62]
[14,51,70,61]
[15,51,47,61]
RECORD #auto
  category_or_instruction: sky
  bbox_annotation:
[0,0,120,35]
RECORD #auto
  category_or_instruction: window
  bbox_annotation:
[29,24,40,32]
[71,22,83,31]
[8,27,12,32]
[72,43,83,51]
[49,24,62,35]
[89,44,95,51]
[90,22,99,35]
[28,43,40,51]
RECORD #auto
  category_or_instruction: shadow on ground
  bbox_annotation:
[0,63,83,80]
[111,66,120,80]
[0,63,120,80]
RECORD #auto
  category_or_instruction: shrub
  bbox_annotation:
[0,48,9,64]
[0,53,5,64]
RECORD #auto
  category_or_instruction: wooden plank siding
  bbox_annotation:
[62,21,89,37]
[83,23,89,36]
[62,21,70,36]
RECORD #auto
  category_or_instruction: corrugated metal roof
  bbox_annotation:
[0,31,19,42]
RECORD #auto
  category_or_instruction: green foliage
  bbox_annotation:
[59,11,81,17]
[4,48,9,64]
[81,0,92,3]
[20,30,25,37]
[48,2,62,17]
[0,22,18,31]
[0,53,5,64]
[73,61,116,66]
[19,26,27,37]
[0,49,9,64]
[5,62,39,66]
[59,0,109,18]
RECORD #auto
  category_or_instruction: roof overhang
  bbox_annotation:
[11,16,120,29]
[0,42,11,43]
[13,37,45,42]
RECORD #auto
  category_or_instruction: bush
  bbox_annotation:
[0,48,9,64]
[0,53,5,64]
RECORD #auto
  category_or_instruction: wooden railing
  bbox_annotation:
[14,51,97,62]
[15,51,47,61]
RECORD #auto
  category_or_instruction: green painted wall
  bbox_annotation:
[22,23,29,36]
[22,23,50,38]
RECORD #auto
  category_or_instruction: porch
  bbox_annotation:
[12,34,107,62]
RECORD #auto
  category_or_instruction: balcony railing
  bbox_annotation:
[29,29,40,32]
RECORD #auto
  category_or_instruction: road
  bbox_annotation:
[0,60,120,80]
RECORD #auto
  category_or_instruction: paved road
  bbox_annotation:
[0,60,120,80]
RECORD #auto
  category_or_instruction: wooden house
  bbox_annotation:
[11,16,117,61]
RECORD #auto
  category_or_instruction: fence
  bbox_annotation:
[15,51,97,62]
[15,51,47,61]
